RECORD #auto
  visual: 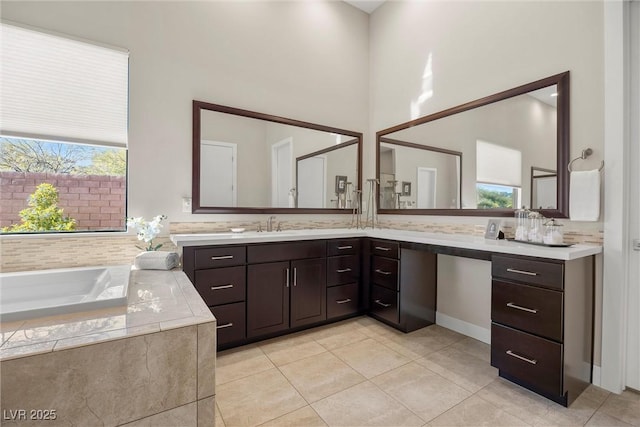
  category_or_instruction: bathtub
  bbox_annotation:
[0,265,131,322]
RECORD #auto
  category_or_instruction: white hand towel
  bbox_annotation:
[134,251,180,270]
[569,170,600,221]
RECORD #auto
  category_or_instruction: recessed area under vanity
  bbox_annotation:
[172,228,601,407]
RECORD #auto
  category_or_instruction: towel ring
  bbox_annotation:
[567,148,604,172]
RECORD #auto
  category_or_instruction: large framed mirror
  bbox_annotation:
[193,101,362,213]
[376,71,569,217]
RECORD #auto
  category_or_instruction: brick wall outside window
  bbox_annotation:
[0,171,126,231]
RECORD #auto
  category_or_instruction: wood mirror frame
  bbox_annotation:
[193,100,363,213]
[376,71,570,218]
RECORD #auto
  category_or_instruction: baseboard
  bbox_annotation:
[592,365,601,386]
[436,312,491,344]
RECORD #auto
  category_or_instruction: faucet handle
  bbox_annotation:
[256,222,263,232]
[276,222,282,232]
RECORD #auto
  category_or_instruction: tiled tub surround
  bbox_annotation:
[0,269,216,426]
[0,219,602,272]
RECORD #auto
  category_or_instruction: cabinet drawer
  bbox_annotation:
[492,255,563,290]
[371,256,398,290]
[370,239,399,259]
[370,285,399,324]
[492,280,563,341]
[491,323,562,398]
[327,255,360,286]
[195,246,246,269]
[194,266,246,306]
[211,302,246,347]
[327,283,359,319]
[248,240,326,263]
[327,239,361,256]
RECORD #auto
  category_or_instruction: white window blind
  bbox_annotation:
[0,22,129,147]
[476,140,522,187]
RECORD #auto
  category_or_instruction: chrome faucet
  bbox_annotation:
[266,216,276,232]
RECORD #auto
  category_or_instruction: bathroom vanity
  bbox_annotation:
[174,228,600,407]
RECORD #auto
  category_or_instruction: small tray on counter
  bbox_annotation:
[507,239,574,248]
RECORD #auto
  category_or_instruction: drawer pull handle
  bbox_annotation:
[217,322,234,330]
[286,268,290,288]
[506,268,538,276]
[506,302,538,314]
[210,284,234,291]
[374,299,391,308]
[294,267,297,287]
[375,269,392,276]
[506,350,537,365]
[211,255,234,261]
[375,246,391,251]
[337,245,353,250]
[336,298,352,304]
[336,268,352,273]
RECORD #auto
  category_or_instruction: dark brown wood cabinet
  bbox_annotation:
[326,238,362,320]
[368,239,436,332]
[247,261,290,338]
[182,245,247,348]
[290,258,327,328]
[490,254,593,407]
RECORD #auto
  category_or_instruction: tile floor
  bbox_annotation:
[214,316,640,427]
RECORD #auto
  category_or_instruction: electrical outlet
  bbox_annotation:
[182,197,192,213]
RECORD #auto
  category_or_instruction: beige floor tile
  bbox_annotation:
[279,351,366,403]
[409,324,467,346]
[332,337,411,378]
[259,332,327,366]
[531,388,604,427]
[216,368,307,426]
[586,411,635,427]
[476,378,556,423]
[429,395,530,426]
[306,321,369,351]
[450,336,491,363]
[216,344,275,385]
[311,381,424,426]
[596,389,640,426]
[416,346,497,392]
[215,402,226,427]
[259,406,327,427]
[353,316,405,339]
[375,329,452,360]
[371,362,472,423]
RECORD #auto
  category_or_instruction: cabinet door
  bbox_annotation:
[290,258,327,328]
[247,261,290,338]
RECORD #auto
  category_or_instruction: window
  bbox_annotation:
[0,22,129,233]
[476,140,522,209]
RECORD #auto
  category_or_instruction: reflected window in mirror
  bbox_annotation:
[476,140,522,209]
[376,71,569,217]
[193,101,362,213]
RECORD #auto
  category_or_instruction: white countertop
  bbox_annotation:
[171,228,602,261]
[0,270,215,361]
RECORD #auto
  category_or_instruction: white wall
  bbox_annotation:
[2,0,370,221]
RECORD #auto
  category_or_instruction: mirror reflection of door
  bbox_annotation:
[271,138,293,207]
[201,140,237,206]
[297,156,327,208]
[417,167,437,208]
[531,166,557,209]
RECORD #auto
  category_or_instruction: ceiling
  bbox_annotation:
[344,1,385,14]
